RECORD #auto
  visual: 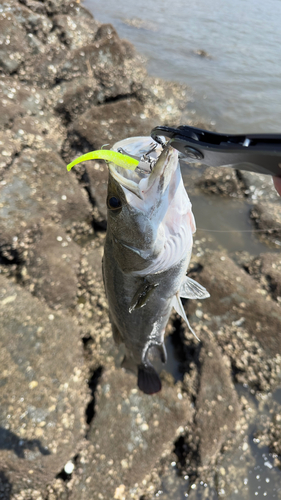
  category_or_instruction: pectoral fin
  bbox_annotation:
[172,293,200,342]
[179,276,210,300]
[129,280,159,313]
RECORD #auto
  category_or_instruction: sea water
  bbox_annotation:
[85,0,281,134]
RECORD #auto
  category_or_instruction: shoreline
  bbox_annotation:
[0,1,281,499]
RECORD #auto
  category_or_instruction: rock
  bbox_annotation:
[22,225,81,310]
[80,244,104,284]
[0,12,30,73]
[196,166,243,197]
[194,335,240,468]
[0,77,45,131]
[239,171,280,203]
[11,114,63,153]
[17,0,47,15]
[121,17,157,32]
[250,201,281,243]
[193,49,212,58]
[246,252,281,301]
[0,274,87,493]
[54,78,100,121]
[5,1,53,41]
[256,409,281,457]
[0,471,12,500]
[188,252,281,357]
[52,9,99,50]
[56,25,134,95]
[63,99,159,161]
[86,161,108,228]
[0,77,62,154]
[70,368,193,500]
[172,325,240,475]
[0,131,21,178]
[21,46,68,87]
[0,150,92,255]
[185,252,281,392]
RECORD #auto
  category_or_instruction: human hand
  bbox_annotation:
[273,177,281,196]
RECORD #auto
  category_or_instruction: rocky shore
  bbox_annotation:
[0,1,281,499]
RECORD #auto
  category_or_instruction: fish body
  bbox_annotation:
[103,136,209,394]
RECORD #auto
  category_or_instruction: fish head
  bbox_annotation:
[106,136,193,273]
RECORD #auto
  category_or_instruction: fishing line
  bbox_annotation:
[197,228,281,233]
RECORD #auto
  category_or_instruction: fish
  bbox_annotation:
[102,136,210,395]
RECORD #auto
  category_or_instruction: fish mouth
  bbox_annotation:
[109,136,177,200]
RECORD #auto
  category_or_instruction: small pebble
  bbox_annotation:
[64,461,75,474]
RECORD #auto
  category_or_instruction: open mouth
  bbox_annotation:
[109,136,175,199]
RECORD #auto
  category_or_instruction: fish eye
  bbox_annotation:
[107,196,122,210]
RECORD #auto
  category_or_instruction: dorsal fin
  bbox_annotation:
[172,293,200,342]
[179,276,210,300]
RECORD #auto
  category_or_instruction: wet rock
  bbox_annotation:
[52,9,99,50]
[250,201,281,243]
[0,77,48,133]
[21,46,68,87]
[239,171,280,203]
[194,334,240,469]
[70,368,193,500]
[188,252,281,357]
[0,78,64,153]
[0,131,21,178]
[0,12,30,73]
[11,113,63,153]
[256,411,281,457]
[121,17,157,32]
[0,471,12,500]
[196,166,243,197]
[246,252,281,301]
[54,78,100,121]
[21,225,81,310]
[57,29,134,96]
[63,99,158,161]
[4,1,53,41]
[80,244,104,284]
[0,274,87,493]
[0,150,92,254]
[186,252,281,392]
[18,0,47,15]
[173,326,240,476]
[193,49,212,58]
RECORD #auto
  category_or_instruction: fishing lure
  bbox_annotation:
[66,150,139,172]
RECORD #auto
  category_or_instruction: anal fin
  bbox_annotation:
[172,293,200,342]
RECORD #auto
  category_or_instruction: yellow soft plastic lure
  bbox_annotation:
[66,150,139,172]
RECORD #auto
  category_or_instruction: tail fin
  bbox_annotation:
[138,365,162,395]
